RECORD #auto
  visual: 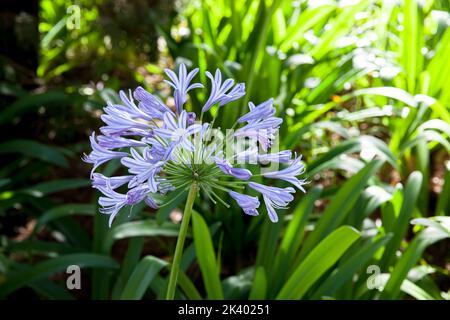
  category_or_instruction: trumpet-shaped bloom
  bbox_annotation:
[248,182,296,222]
[215,156,252,180]
[234,117,282,151]
[83,133,128,176]
[258,150,293,163]
[263,154,307,192]
[164,64,203,113]
[92,173,132,189]
[202,69,245,112]
[97,135,146,149]
[121,148,164,191]
[229,191,260,216]
[134,86,174,118]
[96,186,128,227]
[238,99,275,123]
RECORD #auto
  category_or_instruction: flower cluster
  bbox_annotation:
[84,64,306,226]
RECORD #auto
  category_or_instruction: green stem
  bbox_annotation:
[166,182,198,300]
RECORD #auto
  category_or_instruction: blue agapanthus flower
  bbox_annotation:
[84,63,306,226]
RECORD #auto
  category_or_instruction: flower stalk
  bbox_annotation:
[166,182,198,300]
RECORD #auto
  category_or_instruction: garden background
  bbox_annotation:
[0,0,449,300]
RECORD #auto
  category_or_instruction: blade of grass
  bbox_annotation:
[380,171,423,270]
[120,256,168,300]
[312,234,392,299]
[192,211,224,299]
[277,226,360,299]
[249,266,267,300]
[296,160,383,263]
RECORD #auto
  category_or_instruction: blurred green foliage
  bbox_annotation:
[0,0,449,300]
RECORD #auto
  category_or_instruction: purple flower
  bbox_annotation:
[238,117,283,131]
[263,154,307,192]
[234,117,283,151]
[234,128,278,151]
[215,156,252,180]
[121,148,164,191]
[164,63,203,113]
[229,191,260,216]
[153,111,202,151]
[238,99,275,123]
[97,186,127,227]
[85,63,307,227]
[115,90,153,121]
[258,150,292,163]
[145,194,159,209]
[133,86,174,119]
[126,185,157,208]
[187,112,196,125]
[97,185,157,227]
[92,173,132,189]
[219,83,246,106]
[248,182,295,222]
[83,133,128,176]
[97,135,146,149]
[202,69,245,112]
[142,137,168,160]
[100,104,151,137]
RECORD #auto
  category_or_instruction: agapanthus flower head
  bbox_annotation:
[84,63,307,226]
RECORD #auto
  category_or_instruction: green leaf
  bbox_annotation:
[0,179,10,188]
[310,0,369,59]
[103,219,180,253]
[0,90,69,125]
[255,216,283,274]
[280,5,335,51]
[0,139,68,167]
[120,256,168,300]
[271,186,322,293]
[279,185,322,262]
[35,204,94,231]
[180,222,221,271]
[400,279,436,300]
[427,27,450,100]
[380,171,423,270]
[249,267,267,300]
[7,240,79,255]
[312,234,392,299]
[21,179,90,197]
[111,237,145,299]
[7,261,76,300]
[192,211,223,299]
[297,160,382,261]
[381,220,450,299]
[277,226,360,299]
[401,0,423,94]
[0,254,118,298]
[178,270,202,300]
[308,136,396,176]
[436,163,450,216]
[351,87,418,108]
[30,279,76,300]
[41,18,67,48]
